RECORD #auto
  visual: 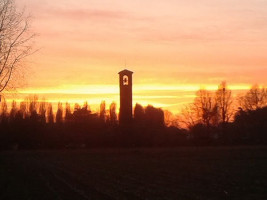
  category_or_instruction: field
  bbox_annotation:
[1,146,267,200]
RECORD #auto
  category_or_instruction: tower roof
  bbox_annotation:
[118,69,133,75]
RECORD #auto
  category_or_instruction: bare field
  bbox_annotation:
[1,146,267,200]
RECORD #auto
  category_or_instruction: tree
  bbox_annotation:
[28,95,38,117]
[65,102,72,121]
[0,0,34,92]
[134,103,145,123]
[47,103,54,124]
[38,99,46,123]
[215,81,233,124]
[194,89,219,128]
[9,100,17,120]
[0,97,8,116]
[164,110,180,127]
[238,85,267,110]
[180,103,198,128]
[0,97,8,125]
[144,105,164,127]
[56,102,63,124]
[19,101,26,119]
[109,102,117,124]
[99,101,106,122]
[82,101,90,113]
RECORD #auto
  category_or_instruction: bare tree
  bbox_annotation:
[164,110,180,127]
[194,89,219,128]
[0,0,34,92]
[238,85,267,110]
[215,81,233,123]
[180,103,198,128]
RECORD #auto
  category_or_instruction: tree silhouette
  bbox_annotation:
[19,101,27,119]
[1,82,267,150]
[164,110,180,127]
[238,85,267,110]
[82,101,90,113]
[234,106,267,143]
[109,102,117,124]
[39,100,46,124]
[56,102,63,124]
[65,102,72,121]
[47,103,54,124]
[28,95,38,121]
[215,81,233,124]
[181,103,198,128]
[100,101,106,122]
[194,89,219,128]
[9,100,18,121]
[0,0,35,92]
[73,102,91,121]
[134,103,145,123]
[0,98,8,124]
[144,105,164,127]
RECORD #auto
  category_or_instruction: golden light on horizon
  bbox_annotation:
[2,0,266,114]
[15,83,252,95]
[3,83,253,114]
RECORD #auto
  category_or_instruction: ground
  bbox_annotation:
[0,146,267,200]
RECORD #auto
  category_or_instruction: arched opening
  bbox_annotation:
[123,75,129,85]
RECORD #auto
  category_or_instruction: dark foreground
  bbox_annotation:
[0,146,267,200]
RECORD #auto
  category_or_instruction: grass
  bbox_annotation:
[1,146,267,200]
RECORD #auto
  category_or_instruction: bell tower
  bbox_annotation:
[118,69,133,125]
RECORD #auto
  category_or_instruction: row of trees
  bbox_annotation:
[0,0,266,149]
[0,97,117,124]
[3,82,264,128]
[179,83,267,144]
[0,83,267,149]
[0,95,166,126]
[1,83,267,127]
[0,96,177,149]
[181,83,267,128]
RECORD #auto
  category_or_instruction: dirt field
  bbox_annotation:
[0,146,267,200]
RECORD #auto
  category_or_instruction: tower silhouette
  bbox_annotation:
[119,69,133,125]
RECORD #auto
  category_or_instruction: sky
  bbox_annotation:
[7,0,267,113]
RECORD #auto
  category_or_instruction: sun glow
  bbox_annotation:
[7,0,266,115]
[2,83,252,114]
[17,83,251,95]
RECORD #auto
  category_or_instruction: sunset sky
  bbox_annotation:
[8,0,267,112]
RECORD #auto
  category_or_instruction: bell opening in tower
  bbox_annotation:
[118,69,133,125]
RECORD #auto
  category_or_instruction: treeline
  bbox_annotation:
[181,82,267,145]
[0,97,186,149]
[0,82,267,149]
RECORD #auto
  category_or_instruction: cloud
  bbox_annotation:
[45,8,128,21]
